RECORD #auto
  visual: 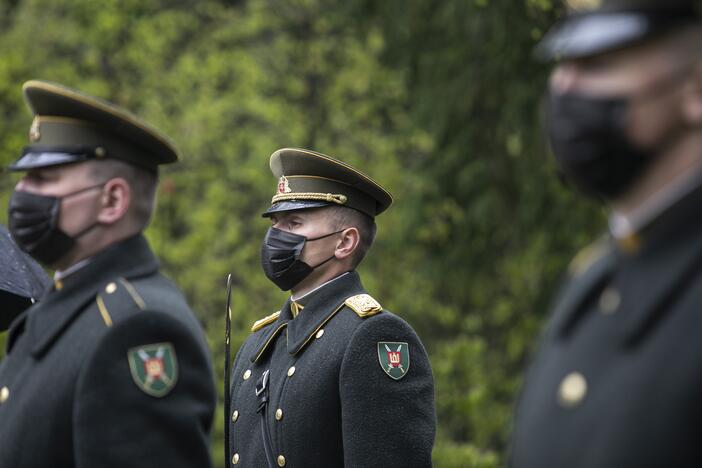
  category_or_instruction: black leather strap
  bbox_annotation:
[256,369,276,468]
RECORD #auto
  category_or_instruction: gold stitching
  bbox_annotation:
[96,295,113,327]
[294,303,346,355]
[271,193,347,205]
[272,148,394,202]
[253,324,288,363]
[118,278,146,310]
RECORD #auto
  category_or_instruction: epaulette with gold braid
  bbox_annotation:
[345,294,383,318]
[251,311,281,332]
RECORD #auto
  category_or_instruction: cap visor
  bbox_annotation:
[8,150,91,172]
[534,13,659,61]
[261,200,332,217]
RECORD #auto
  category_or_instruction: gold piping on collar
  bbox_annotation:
[118,278,146,310]
[568,238,610,277]
[96,295,113,327]
[293,303,346,355]
[253,323,287,362]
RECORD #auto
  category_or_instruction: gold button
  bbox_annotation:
[243,369,252,380]
[105,282,117,294]
[277,455,286,466]
[0,386,9,404]
[275,408,283,421]
[95,147,107,158]
[287,366,296,377]
[54,280,63,291]
[232,410,239,422]
[558,372,587,408]
[599,288,621,314]
[232,453,240,464]
[617,234,641,255]
[315,329,324,339]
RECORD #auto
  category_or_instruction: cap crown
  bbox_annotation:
[535,0,701,61]
[9,80,178,171]
[263,148,393,219]
[566,0,697,12]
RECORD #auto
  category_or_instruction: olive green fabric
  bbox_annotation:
[9,80,178,171]
[263,148,393,218]
[565,0,699,12]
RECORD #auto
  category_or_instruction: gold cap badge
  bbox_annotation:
[277,175,292,194]
[29,117,41,142]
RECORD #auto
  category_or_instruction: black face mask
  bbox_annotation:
[8,184,104,266]
[546,69,687,199]
[260,227,342,291]
[546,92,654,199]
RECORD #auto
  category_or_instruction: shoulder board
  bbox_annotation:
[251,311,281,332]
[568,236,611,277]
[95,277,147,327]
[345,294,383,318]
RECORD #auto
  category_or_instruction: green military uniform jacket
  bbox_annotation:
[510,182,702,467]
[228,271,436,467]
[0,235,216,467]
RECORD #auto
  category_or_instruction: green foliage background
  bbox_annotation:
[0,0,606,466]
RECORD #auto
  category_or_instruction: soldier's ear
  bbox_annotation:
[681,61,702,125]
[96,177,131,225]
[334,227,360,261]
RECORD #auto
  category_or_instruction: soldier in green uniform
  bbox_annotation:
[0,81,216,467]
[510,1,702,467]
[228,148,436,467]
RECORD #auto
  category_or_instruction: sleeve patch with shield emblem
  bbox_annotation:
[377,342,410,380]
[127,342,178,397]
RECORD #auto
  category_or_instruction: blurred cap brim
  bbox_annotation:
[534,12,685,61]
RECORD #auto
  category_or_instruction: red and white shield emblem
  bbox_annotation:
[378,342,410,380]
[387,350,402,368]
[277,175,291,194]
[145,357,165,379]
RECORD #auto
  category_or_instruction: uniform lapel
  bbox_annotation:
[27,235,159,357]
[248,273,367,363]
[550,244,617,340]
[286,271,365,355]
[551,180,702,347]
[6,312,29,353]
[615,214,702,346]
[249,301,291,363]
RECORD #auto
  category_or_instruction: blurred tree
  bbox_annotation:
[342,0,606,464]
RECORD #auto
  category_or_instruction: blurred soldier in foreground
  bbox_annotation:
[227,148,435,467]
[510,1,702,467]
[0,80,215,467]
